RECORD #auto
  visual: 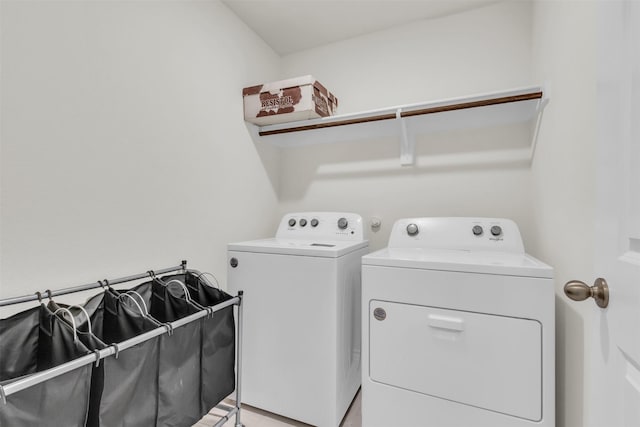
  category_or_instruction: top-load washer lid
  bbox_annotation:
[362,217,552,278]
[228,212,369,258]
[228,238,368,258]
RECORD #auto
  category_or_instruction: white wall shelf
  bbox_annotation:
[249,86,549,166]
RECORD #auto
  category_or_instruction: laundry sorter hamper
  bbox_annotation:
[0,261,245,427]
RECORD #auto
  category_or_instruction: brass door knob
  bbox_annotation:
[564,278,609,308]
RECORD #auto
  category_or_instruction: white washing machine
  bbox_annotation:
[227,212,369,427]
[361,217,554,427]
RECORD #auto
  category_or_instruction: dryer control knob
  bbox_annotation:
[338,217,348,230]
[299,219,307,227]
[406,223,419,236]
[472,225,484,236]
[288,218,296,227]
[310,218,319,227]
[491,225,503,236]
[373,307,387,321]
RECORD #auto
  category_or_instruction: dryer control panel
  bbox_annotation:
[388,217,525,253]
[277,212,365,242]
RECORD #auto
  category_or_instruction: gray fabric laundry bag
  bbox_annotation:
[75,288,161,427]
[162,272,236,418]
[0,305,92,427]
[130,278,204,427]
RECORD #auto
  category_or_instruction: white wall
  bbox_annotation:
[0,0,281,313]
[278,1,535,251]
[530,1,597,427]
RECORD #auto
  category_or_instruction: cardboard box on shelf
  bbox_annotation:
[243,75,338,126]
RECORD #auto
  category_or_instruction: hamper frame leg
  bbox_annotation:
[235,290,244,427]
[212,291,244,427]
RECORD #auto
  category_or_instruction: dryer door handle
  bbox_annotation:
[427,314,465,332]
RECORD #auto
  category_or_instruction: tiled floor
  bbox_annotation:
[194,389,362,427]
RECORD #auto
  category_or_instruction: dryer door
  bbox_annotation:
[369,301,542,421]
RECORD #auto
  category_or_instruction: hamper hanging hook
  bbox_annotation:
[164,279,192,303]
[46,290,53,301]
[98,279,110,290]
[118,293,147,317]
[53,308,78,343]
[147,270,156,279]
[163,322,174,336]
[125,291,150,317]
[66,305,94,335]
[196,272,220,289]
[35,291,43,304]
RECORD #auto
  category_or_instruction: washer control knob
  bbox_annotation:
[310,218,319,227]
[491,225,503,236]
[406,223,419,236]
[337,217,348,230]
[472,225,484,236]
[288,218,296,227]
[299,218,307,227]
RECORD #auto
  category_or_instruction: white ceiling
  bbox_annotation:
[223,0,501,55]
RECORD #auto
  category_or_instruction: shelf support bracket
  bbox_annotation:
[530,86,550,163]
[397,108,414,166]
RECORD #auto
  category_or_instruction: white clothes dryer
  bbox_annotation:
[361,217,554,427]
[228,212,368,427]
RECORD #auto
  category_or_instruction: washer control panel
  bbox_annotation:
[277,212,365,241]
[390,217,524,253]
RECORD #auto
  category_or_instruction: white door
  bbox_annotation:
[576,2,640,426]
